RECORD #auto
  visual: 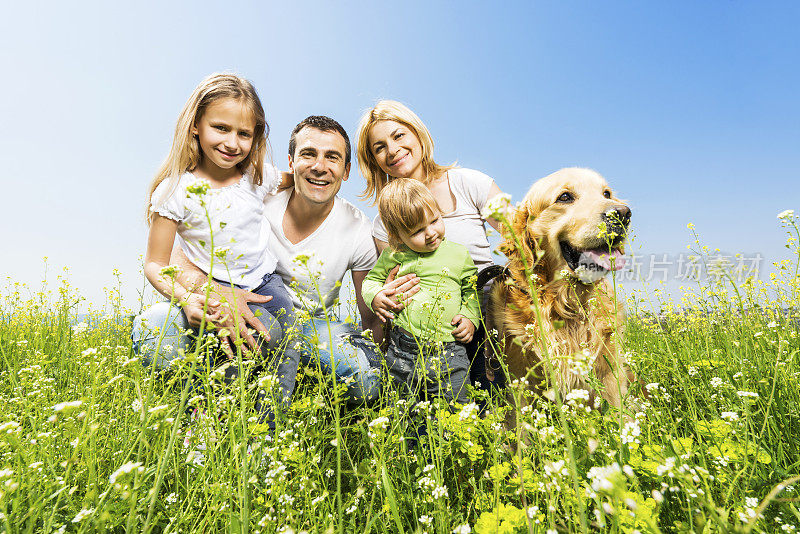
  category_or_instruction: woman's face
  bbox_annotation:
[367,120,424,180]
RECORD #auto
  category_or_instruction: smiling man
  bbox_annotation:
[259,116,383,402]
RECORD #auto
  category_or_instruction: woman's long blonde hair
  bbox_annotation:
[145,73,270,224]
[356,100,454,205]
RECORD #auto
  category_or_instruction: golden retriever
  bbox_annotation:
[486,167,635,417]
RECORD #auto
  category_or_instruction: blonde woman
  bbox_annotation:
[357,100,508,389]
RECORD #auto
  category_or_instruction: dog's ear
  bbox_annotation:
[498,202,548,281]
[498,202,532,258]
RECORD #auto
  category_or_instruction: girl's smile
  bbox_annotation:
[192,97,256,184]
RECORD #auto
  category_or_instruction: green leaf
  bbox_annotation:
[381,465,405,534]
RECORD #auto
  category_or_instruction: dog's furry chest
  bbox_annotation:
[488,277,621,394]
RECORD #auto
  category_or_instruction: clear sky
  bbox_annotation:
[2,1,798,310]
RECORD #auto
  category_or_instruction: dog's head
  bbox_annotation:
[502,167,631,285]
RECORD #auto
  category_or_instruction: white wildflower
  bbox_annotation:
[72,322,89,334]
[621,420,641,444]
[53,400,83,414]
[481,193,513,220]
[0,421,20,434]
[71,507,94,523]
[458,402,479,421]
[109,461,144,484]
[777,209,794,220]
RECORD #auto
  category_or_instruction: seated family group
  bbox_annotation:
[133,73,508,425]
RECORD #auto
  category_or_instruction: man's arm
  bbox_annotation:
[351,270,384,345]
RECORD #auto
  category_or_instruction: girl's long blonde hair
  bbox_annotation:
[145,73,270,224]
[356,100,454,205]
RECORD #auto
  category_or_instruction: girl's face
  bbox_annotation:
[399,209,445,254]
[368,120,425,181]
[193,98,256,179]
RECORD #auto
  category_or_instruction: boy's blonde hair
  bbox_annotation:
[379,179,442,250]
[145,73,271,224]
[357,100,454,205]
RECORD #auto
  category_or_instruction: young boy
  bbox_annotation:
[362,179,480,405]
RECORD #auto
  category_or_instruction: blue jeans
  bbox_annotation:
[299,317,381,403]
[131,299,381,404]
[384,327,470,405]
[131,273,300,405]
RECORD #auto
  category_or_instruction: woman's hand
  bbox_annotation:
[372,265,421,323]
[451,315,476,343]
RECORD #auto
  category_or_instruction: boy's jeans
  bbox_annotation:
[383,327,470,405]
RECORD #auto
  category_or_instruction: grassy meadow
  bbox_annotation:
[1,213,799,533]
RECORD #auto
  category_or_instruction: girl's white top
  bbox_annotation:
[372,167,495,268]
[150,166,281,290]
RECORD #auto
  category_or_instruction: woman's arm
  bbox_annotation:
[485,181,505,232]
[374,237,388,255]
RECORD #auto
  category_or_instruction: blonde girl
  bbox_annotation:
[141,73,298,417]
[356,100,509,389]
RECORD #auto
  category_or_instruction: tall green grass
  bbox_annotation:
[0,213,798,533]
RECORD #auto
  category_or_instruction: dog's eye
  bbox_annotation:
[556,192,574,203]
[603,190,611,199]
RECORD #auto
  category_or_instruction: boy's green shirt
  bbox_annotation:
[362,239,481,343]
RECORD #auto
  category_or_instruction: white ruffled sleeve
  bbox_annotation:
[149,179,187,222]
[262,163,282,194]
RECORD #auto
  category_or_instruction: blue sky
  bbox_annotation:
[2,1,798,309]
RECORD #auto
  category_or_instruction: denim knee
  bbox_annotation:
[131,302,192,370]
[301,318,381,403]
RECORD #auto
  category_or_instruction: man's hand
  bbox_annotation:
[373,265,421,322]
[451,315,476,343]
[213,286,273,353]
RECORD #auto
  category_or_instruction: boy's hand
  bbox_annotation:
[451,315,475,343]
[371,291,400,323]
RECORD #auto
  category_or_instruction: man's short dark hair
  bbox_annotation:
[288,115,351,166]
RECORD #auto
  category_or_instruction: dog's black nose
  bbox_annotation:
[604,205,631,227]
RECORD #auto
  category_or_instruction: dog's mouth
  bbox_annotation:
[560,241,626,283]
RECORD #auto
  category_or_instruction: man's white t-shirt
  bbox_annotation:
[264,189,378,317]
